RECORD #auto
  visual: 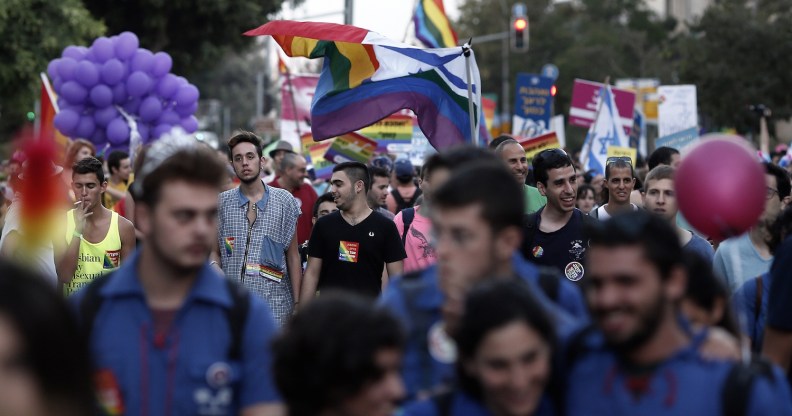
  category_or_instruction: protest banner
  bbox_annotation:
[512,73,554,137]
[658,85,698,138]
[580,85,630,175]
[324,132,378,164]
[655,127,699,154]
[516,131,561,159]
[308,139,336,179]
[569,79,635,134]
[358,113,414,153]
[607,145,638,166]
[615,78,660,122]
[281,74,319,148]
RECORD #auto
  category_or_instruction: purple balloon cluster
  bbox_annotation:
[48,32,199,151]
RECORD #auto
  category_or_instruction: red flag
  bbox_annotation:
[40,73,70,163]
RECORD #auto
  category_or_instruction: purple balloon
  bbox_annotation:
[114,32,139,60]
[126,71,152,97]
[90,128,107,146]
[47,59,61,80]
[130,49,154,73]
[76,116,96,139]
[53,77,63,92]
[174,101,198,117]
[75,61,100,88]
[158,109,180,126]
[122,97,141,114]
[151,52,173,77]
[58,57,78,81]
[54,109,80,136]
[62,46,87,60]
[152,123,172,139]
[111,83,127,105]
[91,37,114,63]
[176,76,188,87]
[156,74,179,99]
[139,96,164,122]
[180,116,199,133]
[60,81,88,104]
[89,85,113,107]
[100,59,126,85]
[138,123,150,142]
[94,106,119,127]
[107,118,131,144]
[175,84,199,107]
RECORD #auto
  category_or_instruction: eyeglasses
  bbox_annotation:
[606,156,633,166]
[766,187,779,200]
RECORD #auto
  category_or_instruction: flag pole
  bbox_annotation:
[403,0,420,43]
[462,39,478,146]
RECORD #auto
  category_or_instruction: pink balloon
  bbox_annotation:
[676,136,766,240]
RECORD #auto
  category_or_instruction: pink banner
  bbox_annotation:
[281,74,319,146]
[569,79,636,134]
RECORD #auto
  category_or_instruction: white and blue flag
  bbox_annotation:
[580,85,629,175]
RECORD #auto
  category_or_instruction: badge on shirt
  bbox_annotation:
[338,241,359,263]
[532,245,544,258]
[103,250,120,269]
[95,369,125,415]
[565,261,585,282]
[568,239,586,260]
[224,237,235,256]
[244,263,259,277]
[428,322,457,364]
[206,362,232,389]
[259,264,284,283]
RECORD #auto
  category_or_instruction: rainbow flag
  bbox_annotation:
[40,73,69,163]
[324,132,377,164]
[413,0,459,48]
[244,21,489,149]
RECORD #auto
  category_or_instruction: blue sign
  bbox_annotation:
[655,127,699,151]
[512,73,554,137]
[541,64,559,81]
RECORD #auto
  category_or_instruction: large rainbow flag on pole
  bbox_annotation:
[244,20,488,149]
[413,0,459,48]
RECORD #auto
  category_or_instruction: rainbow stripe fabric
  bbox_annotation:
[414,0,459,48]
[244,20,489,149]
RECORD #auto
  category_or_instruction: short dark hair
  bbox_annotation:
[532,148,575,186]
[272,293,404,416]
[586,210,682,280]
[683,251,740,337]
[421,153,448,180]
[313,192,336,218]
[139,147,226,206]
[576,183,595,200]
[488,135,515,150]
[647,146,679,171]
[106,150,129,174]
[643,165,675,191]
[433,161,524,232]
[227,131,263,159]
[0,259,95,415]
[72,156,105,183]
[333,162,370,193]
[604,158,634,180]
[765,162,791,200]
[368,166,390,182]
[456,279,556,400]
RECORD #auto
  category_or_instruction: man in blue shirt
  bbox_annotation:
[73,139,282,415]
[381,148,586,399]
[565,210,792,415]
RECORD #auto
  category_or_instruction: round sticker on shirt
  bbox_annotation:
[206,362,232,389]
[532,245,544,258]
[428,322,457,364]
[564,261,585,282]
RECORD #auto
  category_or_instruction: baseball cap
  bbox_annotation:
[268,140,295,158]
[394,158,414,178]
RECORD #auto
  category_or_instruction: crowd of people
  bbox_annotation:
[0,129,791,416]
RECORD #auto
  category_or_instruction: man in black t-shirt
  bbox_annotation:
[521,148,592,283]
[301,162,405,304]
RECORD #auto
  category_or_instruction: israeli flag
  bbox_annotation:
[580,85,629,175]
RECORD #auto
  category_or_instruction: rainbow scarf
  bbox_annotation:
[245,21,488,149]
[413,0,459,48]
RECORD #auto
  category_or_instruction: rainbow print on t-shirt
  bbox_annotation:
[103,250,120,269]
[224,237,235,256]
[338,241,360,263]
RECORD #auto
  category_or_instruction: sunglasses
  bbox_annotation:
[606,156,633,166]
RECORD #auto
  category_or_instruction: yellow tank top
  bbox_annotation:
[64,210,122,296]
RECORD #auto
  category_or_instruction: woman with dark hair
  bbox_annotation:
[403,279,556,416]
[0,259,94,415]
[575,184,597,215]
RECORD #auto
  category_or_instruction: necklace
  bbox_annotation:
[342,208,371,226]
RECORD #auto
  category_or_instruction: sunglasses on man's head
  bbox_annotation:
[606,156,633,166]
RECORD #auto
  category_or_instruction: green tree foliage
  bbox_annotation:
[0,0,104,137]
[678,0,792,133]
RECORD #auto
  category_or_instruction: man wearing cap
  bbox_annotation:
[268,140,295,180]
[490,135,547,214]
[386,159,421,215]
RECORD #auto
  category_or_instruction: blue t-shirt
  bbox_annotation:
[71,251,281,415]
[402,390,555,416]
[713,233,773,293]
[564,327,792,415]
[379,253,586,399]
[683,232,714,263]
[732,272,771,352]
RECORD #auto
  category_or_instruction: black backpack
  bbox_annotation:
[79,273,250,361]
[391,187,422,213]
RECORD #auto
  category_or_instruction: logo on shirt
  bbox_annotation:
[224,237,235,256]
[532,245,544,258]
[338,241,360,263]
[569,239,586,260]
[369,231,375,237]
[103,250,120,269]
[206,362,232,389]
[428,322,457,364]
[95,369,125,415]
[565,261,585,282]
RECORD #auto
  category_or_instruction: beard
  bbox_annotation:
[597,293,666,355]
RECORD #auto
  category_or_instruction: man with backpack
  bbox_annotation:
[565,210,792,415]
[72,139,282,415]
[386,158,422,214]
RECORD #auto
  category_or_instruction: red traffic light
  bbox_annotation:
[551,85,557,96]
[513,18,527,31]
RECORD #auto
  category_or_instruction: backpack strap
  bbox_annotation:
[78,273,114,343]
[391,189,407,210]
[537,266,561,302]
[431,390,455,416]
[398,270,436,394]
[223,278,251,361]
[401,207,415,247]
[754,275,763,336]
[722,357,775,416]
